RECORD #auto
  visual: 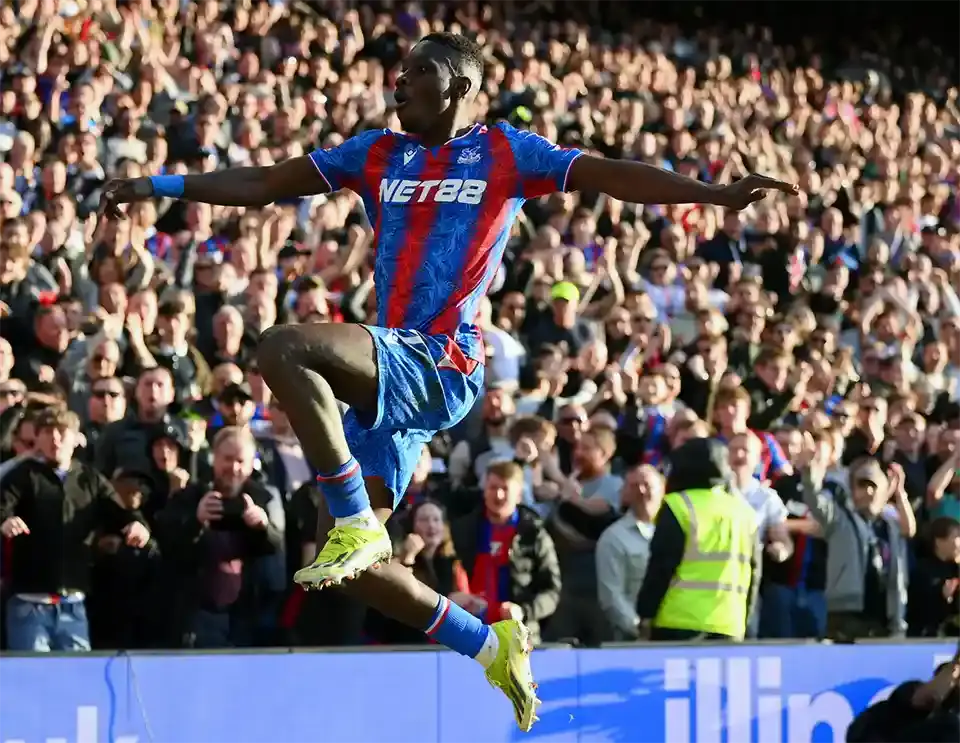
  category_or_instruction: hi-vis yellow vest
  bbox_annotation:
[654,487,758,639]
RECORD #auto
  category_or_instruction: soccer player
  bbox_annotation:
[99,33,796,731]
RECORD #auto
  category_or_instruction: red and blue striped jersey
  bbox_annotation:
[308,122,583,362]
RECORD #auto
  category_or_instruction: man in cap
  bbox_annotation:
[803,456,915,640]
[525,280,595,360]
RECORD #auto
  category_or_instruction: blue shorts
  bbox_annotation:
[343,326,484,507]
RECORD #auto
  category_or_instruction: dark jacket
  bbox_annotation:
[94,412,187,476]
[906,556,960,637]
[451,505,562,645]
[742,375,796,430]
[146,341,213,403]
[847,679,960,742]
[636,437,760,636]
[0,458,141,594]
[153,479,285,616]
[695,231,744,291]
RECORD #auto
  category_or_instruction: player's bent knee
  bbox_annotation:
[256,323,342,386]
[256,324,302,382]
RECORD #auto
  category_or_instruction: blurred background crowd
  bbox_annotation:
[1,0,959,652]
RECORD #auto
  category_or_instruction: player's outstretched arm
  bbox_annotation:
[565,154,798,211]
[99,156,330,218]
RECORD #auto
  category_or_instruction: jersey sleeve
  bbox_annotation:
[503,124,583,199]
[308,129,391,193]
[763,434,790,480]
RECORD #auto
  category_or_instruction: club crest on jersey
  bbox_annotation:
[403,148,417,165]
[379,178,487,205]
[457,146,482,165]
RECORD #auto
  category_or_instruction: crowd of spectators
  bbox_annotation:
[1,0,959,652]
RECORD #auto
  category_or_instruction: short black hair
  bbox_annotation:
[930,516,960,542]
[419,32,484,80]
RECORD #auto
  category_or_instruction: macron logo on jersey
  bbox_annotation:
[379,178,487,205]
[403,147,417,165]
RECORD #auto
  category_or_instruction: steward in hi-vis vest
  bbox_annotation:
[636,437,760,641]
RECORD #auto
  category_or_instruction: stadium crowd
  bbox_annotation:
[1,0,959,652]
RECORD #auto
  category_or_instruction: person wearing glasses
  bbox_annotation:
[77,376,127,465]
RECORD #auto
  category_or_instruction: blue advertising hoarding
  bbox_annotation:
[0,642,954,743]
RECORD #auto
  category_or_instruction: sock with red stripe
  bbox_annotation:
[316,457,371,520]
[425,595,498,667]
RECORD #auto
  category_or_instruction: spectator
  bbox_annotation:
[148,295,213,403]
[729,431,793,636]
[451,461,561,647]
[547,426,623,645]
[208,381,260,440]
[144,423,192,521]
[477,297,526,389]
[804,457,915,640]
[525,281,594,358]
[847,653,960,743]
[907,517,960,638]
[553,403,589,476]
[729,432,793,563]
[0,224,57,322]
[928,451,960,521]
[0,406,37,484]
[154,426,284,649]
[10,304,70,389]
[78,375,127,464]
[370,499,471,645]
[87,468,163,650]
[0,408,149,651]
[257,399,312,501]
[448,384,516,489]
[713,387,792,482]
[204,304,253,370]
[94,365,182,476]
[595,464,664,640]
[762,428,832,640]
[59,337,121,419]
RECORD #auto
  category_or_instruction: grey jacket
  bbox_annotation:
[802,470,909,636]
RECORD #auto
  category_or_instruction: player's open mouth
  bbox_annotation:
[394,91,409,108]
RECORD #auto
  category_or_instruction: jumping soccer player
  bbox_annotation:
[99,33,797,732]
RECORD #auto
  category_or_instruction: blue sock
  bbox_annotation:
[425,595,492,659]
[316,458,370,519]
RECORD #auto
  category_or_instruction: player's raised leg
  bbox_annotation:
[322,476,541,732]
[256,323,392,586]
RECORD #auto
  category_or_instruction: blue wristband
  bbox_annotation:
[149,175,185,199]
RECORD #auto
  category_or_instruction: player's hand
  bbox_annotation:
[99,178,154,220]
[197,491,223,524]
[715,173,799,210]
[0,517,30,538]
